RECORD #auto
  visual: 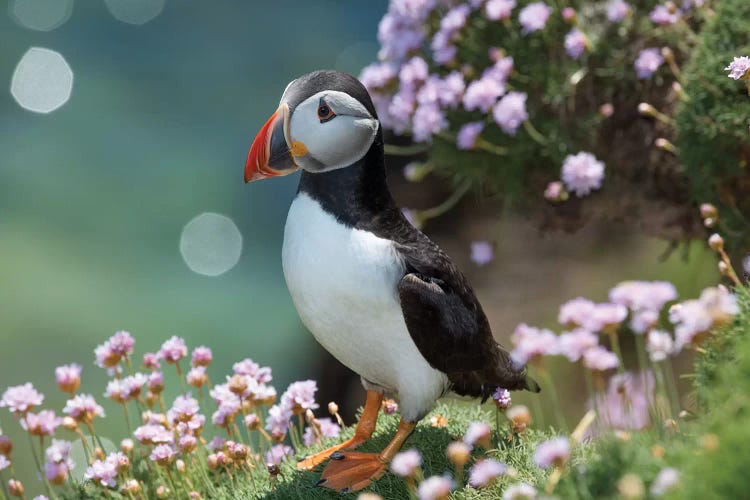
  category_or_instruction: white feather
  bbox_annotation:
[282,193,448,421]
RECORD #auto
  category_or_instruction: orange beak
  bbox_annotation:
[244,103,299,183]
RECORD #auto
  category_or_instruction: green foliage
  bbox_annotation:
[676,0,750,240]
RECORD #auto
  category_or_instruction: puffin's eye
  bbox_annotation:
[317,102,336,123]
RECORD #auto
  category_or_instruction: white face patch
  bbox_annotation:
[288,90,379,172]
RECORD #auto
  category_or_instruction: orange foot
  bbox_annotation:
[296,437,365,471]
[316,451,387,493]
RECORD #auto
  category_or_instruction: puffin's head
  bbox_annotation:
[244,70,380,183]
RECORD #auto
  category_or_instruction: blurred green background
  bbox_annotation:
[0,0,719,495]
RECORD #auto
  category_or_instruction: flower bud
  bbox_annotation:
[617,473,645,500]
[327,402,339,416]
[189,492,202,499]
[176,459,186,473]
[430,414,448,428]
[244,413,260,431]
[446,441,471,469]
[156,485,170,498]
[708,233,724,251]
[145,390,158,407]
[704,217,717,228]
[62,416,78,432]
[8,479,24,497]
[700,203,718,220]
[148,372,165,394]
[655,138,677,154]
[661,46,675,63]
[506,405,532,433]
[382,399,398,415]
[0,436,12,456]
[562,7,576,23]
[305,409,316,425]
[94,447,105,460]
[122,479,141,494]
[228,374,248,395]
[115,453,130,473]
[207,453,220,470]
[120,438,134,454]
[599,103,614,118]
[719,261,729,276]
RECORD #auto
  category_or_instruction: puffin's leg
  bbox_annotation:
[317,418,417,493]
[297,390,383,471]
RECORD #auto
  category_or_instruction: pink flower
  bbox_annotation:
[485,0,516,20]
[493,91,528,135]
[45,440,74,484]
[187,366,208,387]
[1,383,44,414]
[142,352,160,370]
[94,341,120,370]
[607,0,630,22]
[21,410,62,436]
[492,388,512,410]
[431,30,457,65]
[646,330,675,361]
[418,475,454,500]
[502,482,537,499]
[302,417,341,446]
[85,456,118,488]
[610,281,677,316]
[484,56,514,82]
[63,394,105,423]
[150,444,177,466]
[511,324,558,364]
[470,241,494,266]
[391,449,422,476]
[400,56,429,90]
[383,399,399,414]
[179,434,197,453]
[437,72,466,108]
[168,394,201,424]
[191,346,212,367]
[564,29,588,59]
[463,76,505,113]
[134,424,174,445]
[630,309,659,334]
[557,328,599,362]
[412,104,447,142]
[651,467,680,496]
[544,181,567,202]
[469,459,507,487]
[55,364,82,394]
[159,336,188,363]
[561,152,605,196]
[265,404,293,435]
[105,373,147,403]
[634,48,664,79]
[561,7,576,23]
[533,437,570,468]
[280,380,319,413]
[726,56,750,80]
[109,331,135,357]
[264,444,293,465]
[457,122,484,150]
[464,421,491,447]
[650,5,679,25]
[582,346,619,371]
[148,371,164,393]
[591,371,653,433]
[0,456,9,471]
[233,358,272,384]
[518,2,552,34]
[360,62,398,90]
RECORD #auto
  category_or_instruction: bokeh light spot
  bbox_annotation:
[11,47,74,114]
[180,213,243,277]
[9,0,74,31]
[104,0,165,25]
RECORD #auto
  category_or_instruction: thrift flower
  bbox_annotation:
[533,437,570,468]
[561,152,605,196]
[63,394,105,423]
[492,387,512,410]
[0,456,9,471]
[383,399,399,414]
[159,336,188,363]
[469,459,507,487]
[518,2,552,34]
[134,424,174,445]
[150,444,177,466]
[457,122,484,150]
[463,76,505,113]
[493,91,527,135]
[142,352,160,370]
[1,383,44,414]
[557,328,599,362]
[85,457,118,488]
[418,475,454,500]
[21,410,62,436]
[109,331,135,357]
[266,404,293,435]
[391,449,422,477]
[561,7,576,23]
[582,346,619,371]
[412,104,447,142]
[191,346,213,367]
[360,62,398,89]
[167,394,200,424]
[592,371,654,432]
[564,29,588,59]
[609,280,677,312]
[399,56,429,90]
[233,358,272,384]
[470,241,494,266]
[511,324,558,364]
[187,366,208,387]
[726,56,750,80]
[503,482,538,499]
[651,467,680,496]
[607,0,630,22]
[302,417,341,446]
[265,444,293,465]
[646,330,675,361]
[650,5,679,25]
[485,0,516,20]
[544,181,567,202]
[55,364,82,393]
[464,421,491,448]
[281,380,319,413]
[634,48,664,79]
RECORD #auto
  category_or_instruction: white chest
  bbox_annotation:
[281,193,447,419]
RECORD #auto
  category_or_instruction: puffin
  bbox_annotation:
[245,70,539,493]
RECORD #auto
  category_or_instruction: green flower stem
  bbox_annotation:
[85,422,107,453]
[663,357,682,417]
[607,331,627,375]
[175,361,187,394]
[523,120,548,145]
[583,369,599,423]
[121,402,133,436]
[539,367,568,432]
[635,335,659,425]
[419,178,472,223]
[24,422,56,500]
[474,138,508,156]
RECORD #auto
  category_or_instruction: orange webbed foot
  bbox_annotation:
[296,437,365,471]
[316,451,388,493]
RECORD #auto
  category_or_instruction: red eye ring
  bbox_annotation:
[317,102,336,123]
